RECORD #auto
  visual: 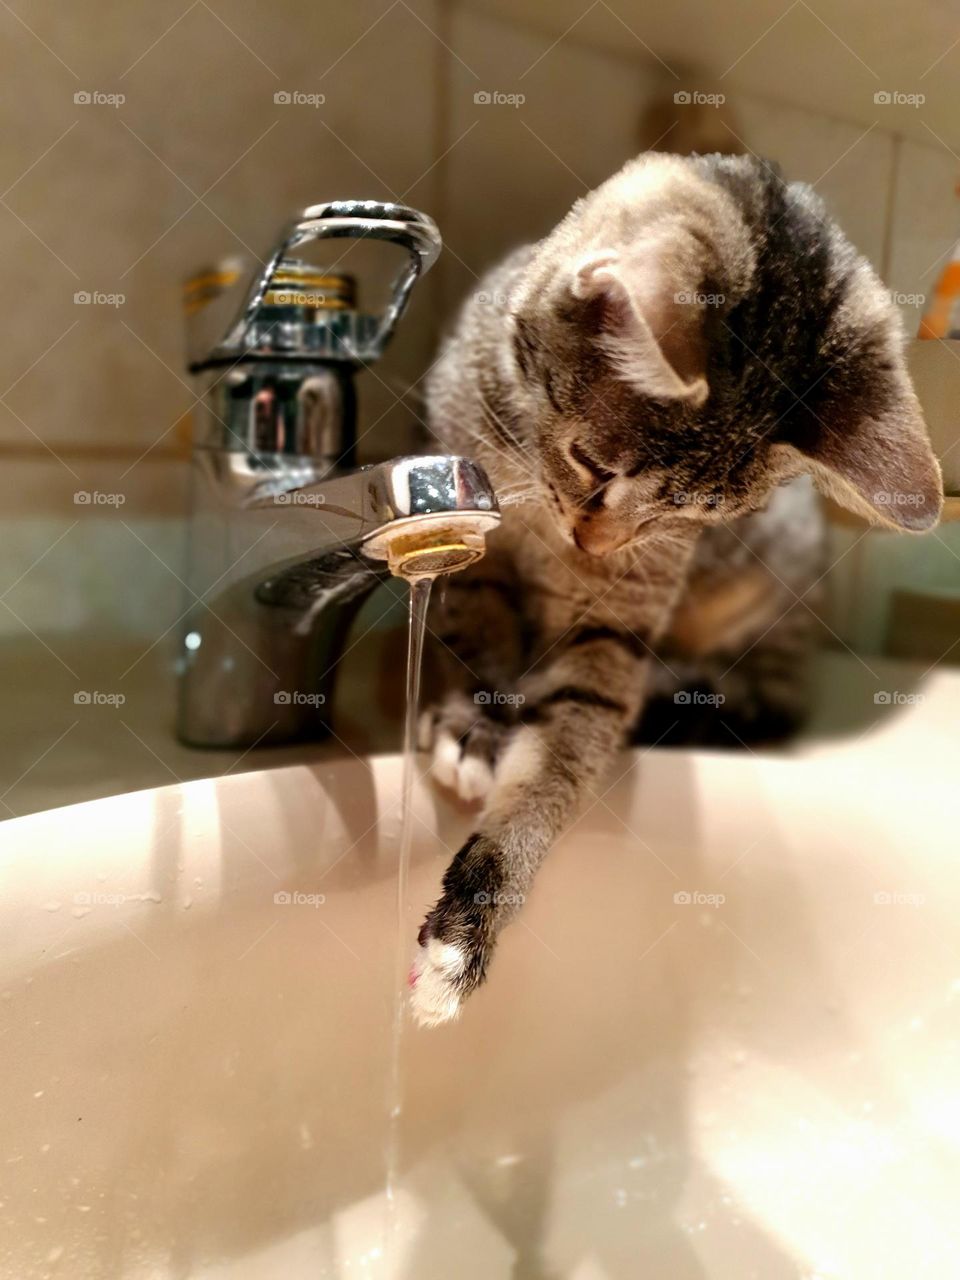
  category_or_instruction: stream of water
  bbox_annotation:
[383,575,433,1265]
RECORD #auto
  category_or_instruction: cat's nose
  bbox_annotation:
[572,514,638,556]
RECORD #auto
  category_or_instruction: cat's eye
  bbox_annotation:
[569,441,615,484]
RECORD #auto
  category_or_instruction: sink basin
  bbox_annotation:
[1,669,959,1278]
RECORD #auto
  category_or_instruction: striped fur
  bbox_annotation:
[410,152,941,1025]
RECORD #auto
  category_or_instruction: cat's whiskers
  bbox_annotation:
[497,488,544,507]
[425,413,531,490]
[478,388,526,454]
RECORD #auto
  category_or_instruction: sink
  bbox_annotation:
[1,668,959,1278]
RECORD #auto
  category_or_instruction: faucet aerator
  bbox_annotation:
[362,513,498,581]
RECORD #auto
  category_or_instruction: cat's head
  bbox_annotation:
[504,154,942,556]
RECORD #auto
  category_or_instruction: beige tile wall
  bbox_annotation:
[1,0,958,648]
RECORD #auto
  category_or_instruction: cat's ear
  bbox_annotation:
[789,383,942,532]
[571,239,709,407]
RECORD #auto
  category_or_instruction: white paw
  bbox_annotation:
[430,730,494,805]
[409,938,466,1027]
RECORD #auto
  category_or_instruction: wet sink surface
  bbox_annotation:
[1,671,959,1278]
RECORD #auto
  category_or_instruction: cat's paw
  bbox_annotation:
[409,833,503,1027]
[424,693,508,806]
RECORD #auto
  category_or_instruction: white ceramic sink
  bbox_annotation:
[1,669,959,1279]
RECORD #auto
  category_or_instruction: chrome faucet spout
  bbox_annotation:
[176,454,499,747]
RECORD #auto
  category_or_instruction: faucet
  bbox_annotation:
[176,201,500,748]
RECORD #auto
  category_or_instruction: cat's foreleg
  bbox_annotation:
[422,552,525,805]
[411,628,647,1025]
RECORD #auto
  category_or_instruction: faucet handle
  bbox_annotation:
[283,201,441,350]
[190,201,441,369]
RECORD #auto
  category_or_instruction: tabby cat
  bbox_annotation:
[410,152,942,1026]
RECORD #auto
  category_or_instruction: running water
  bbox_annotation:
[383,574,433,1265]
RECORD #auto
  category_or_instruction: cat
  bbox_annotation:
[410,151,942,1026]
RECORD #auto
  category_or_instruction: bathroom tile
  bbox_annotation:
[886,139,959,338]
[439,6,661,319]
[0,0,445,459]
[0,457,190,638]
